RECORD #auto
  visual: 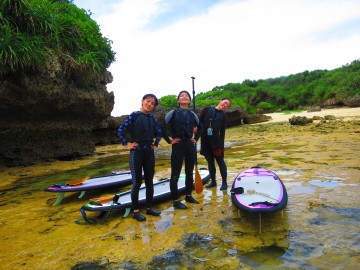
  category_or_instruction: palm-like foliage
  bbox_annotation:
[0,0,116,80]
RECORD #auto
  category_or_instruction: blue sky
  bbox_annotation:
[73,0,360,116]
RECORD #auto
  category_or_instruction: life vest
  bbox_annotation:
[129,112,156,145]
[170,108,196,139]
[203,107,224,133]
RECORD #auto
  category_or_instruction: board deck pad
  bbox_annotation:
[231,167,287,213]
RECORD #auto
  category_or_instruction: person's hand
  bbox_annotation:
[171,138,181,145]
[151,144,158,150]
[190,138,196,144]
[124,142,138,150]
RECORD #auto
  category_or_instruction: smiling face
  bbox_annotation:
[177,91,191,107]
[141,97,156,113]
[217,99,231,111]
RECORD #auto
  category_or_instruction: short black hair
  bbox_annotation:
[143,94,158,106]
[177,90,191,101]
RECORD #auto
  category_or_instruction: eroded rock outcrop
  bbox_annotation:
[0,57,114,167]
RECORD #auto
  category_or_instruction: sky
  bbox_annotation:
[73,0,360,117]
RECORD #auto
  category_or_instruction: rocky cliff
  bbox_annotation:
[0,57,114,167]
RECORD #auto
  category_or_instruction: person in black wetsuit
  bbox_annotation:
[161,90,203,209]
[199,98,231,190]
[117,94,162,221]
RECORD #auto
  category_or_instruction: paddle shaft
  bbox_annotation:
[191,76,203,194]
[191,76,197,166]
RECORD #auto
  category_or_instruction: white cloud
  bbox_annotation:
[73,0,360,116]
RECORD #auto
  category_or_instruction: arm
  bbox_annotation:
[152,116,162,147]
[220,112,227,142]
[192,112,203,142]
[117,112,137,146]
[199,106,210,123]
[160,110,174,144]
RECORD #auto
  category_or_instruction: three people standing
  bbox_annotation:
[117,92,231,221]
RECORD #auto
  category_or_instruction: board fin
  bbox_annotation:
[52,192,64,206]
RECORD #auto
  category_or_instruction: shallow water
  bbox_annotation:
[1,121,359,269]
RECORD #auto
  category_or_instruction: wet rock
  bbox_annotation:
[0,57,114,167]
[312,116,324,121]
[343,95,360,107]
[182,233,213,246]
[324,115,336,120]
[245,114,272,124]
[289,116,313,125]
[322,97,343,107]
[307,106,322,112]
[71,258,109,270]
[149,250,184,267]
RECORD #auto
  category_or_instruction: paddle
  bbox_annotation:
[89,194,119,205]
[66,177,89,186]
[192,76,203,194]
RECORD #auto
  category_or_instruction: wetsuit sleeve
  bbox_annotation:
[220,112,227,142]
[160,110,174,144]
[117,111,137,146]
[199,106,210,123]
[152,115,162,147]
[192,112,203,142]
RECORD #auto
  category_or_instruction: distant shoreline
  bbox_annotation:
[263,107,360,124]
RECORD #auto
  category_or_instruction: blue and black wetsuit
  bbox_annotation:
[117,111,162,210]
[161,108,203,200]
[199,106,227,185]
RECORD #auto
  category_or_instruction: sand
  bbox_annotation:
[263,107,360,123]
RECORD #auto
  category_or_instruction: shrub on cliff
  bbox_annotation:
[0,0,115,80]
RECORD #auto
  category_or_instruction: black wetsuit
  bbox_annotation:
[161,108,202,200]
[117,111,162,210]
[199,106,227,184]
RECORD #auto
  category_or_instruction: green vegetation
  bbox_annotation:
[0,0,115,82]
[160,60,360,113]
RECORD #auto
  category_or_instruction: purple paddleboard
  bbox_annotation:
[231,166,287,213]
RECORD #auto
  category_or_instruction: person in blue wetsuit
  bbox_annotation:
[161,90,203,209]
[117,94,162,221]
[199,98,231,190]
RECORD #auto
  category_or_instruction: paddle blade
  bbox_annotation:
[89,195,115,205]
[194,165,203,194]
[66,177,89,186]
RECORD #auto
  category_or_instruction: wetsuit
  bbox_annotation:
[199,106,227,184]
[161,108,202,200]
[117,111,162,210]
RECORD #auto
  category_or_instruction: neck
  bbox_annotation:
[179,104,188,109]
[140,108,148,114]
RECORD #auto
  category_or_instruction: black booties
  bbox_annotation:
[205,180,216,188]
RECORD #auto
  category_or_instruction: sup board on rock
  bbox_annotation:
[45,170,135,206]
[230,166,288,233]
[231,166,287,213]
[79,168,210,223]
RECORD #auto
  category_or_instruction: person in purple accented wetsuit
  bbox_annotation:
[117,94,162,221]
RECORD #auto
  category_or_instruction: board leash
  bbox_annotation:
[75,194,120,225]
